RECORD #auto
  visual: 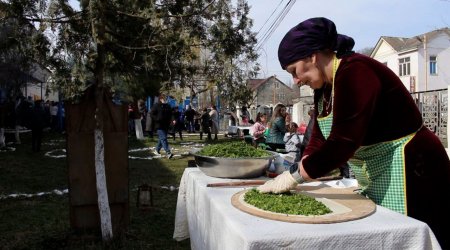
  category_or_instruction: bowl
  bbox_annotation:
[190,148,276,179]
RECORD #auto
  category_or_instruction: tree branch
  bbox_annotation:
[115,0,217,19]
[22,12,83,23]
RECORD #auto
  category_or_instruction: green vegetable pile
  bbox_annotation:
[197,141,272,158]
[244,189,332,216]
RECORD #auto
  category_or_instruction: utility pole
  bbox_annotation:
[273,78,276,105]
[424,34,428,91]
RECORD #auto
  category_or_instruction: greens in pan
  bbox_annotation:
[197,141,271,158]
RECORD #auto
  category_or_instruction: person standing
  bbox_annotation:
[199,108,211,141]
[50,101,58,132]
[184,105,196,133]
[30,100,46,152]
[150,94,174,159]
[15,96,32,144]
[171,107,183,140]
[133,100,145,140]
[228,107,238,126]
[209,105,219,140]
[138,99,147,139]
[258,17,450,248]
[128,103,136,134]
[240,106,250,125]
[145,107,154,139]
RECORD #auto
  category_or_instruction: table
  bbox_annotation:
[173,168,441,250]
[232,125,252,136]
[3,128,31,133]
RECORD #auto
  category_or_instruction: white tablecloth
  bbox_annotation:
[173,168,441,250]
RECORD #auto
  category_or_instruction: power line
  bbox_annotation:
[256,0,296,51]
[255,0,286,35]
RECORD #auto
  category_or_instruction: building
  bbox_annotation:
[371,27,450,92]
[248,75,299,107]
[291,27,450,130]
[0,4,56,101]
[244,75,300,122]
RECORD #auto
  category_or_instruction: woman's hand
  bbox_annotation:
[257,171,298,194]
[299,155,312,180]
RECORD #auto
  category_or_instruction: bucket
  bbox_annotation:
[272,154,294,174]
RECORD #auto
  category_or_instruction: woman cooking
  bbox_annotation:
[257,17,450,249]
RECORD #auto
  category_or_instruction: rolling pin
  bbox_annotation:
[206,175,343,187]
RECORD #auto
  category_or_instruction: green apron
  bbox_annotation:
[316,56,416,215]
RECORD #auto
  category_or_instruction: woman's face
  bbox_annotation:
[285,55,325,89]
[280,107,287,117]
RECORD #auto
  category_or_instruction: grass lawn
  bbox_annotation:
[0,131,219,249]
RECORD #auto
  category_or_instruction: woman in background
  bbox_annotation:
[251,112,267,147]
[265,104,287,151]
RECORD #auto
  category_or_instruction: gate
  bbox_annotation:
[411,88,447,144]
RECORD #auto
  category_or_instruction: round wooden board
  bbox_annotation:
[231,185,376,224]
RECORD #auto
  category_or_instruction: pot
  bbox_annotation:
[191,148,276,179]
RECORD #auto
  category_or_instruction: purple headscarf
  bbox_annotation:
[278,17,355,69]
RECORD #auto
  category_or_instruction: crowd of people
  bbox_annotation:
[126,95,225,159]
[126,93,313,158]
[0,95,65,152]
[245,103,352,177]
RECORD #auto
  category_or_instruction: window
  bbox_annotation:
[398,57,410,76]
[429,56,437,75]
[275,82,280,89]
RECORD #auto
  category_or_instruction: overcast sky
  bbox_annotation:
[247,0,450,84]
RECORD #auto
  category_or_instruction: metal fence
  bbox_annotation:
[411,88,447,144]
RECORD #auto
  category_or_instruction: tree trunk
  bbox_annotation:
[0,128,5,147]
[91,0,113,241]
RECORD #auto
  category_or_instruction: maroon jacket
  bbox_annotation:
[303,53,423,177]
[302,53,450,248]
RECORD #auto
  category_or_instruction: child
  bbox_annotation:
[251,112,267,147]
[283,122,302,162]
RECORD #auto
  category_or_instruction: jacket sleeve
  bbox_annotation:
[303,60,380,179]
[252,123,265,137]
[275,118,286,134]
[283,132,291,143]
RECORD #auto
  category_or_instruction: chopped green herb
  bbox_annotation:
[244,189,332,216]
[197,141,271,158]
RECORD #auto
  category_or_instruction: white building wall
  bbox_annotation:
[373,33,450,92]
[292,102,302,125]
[398,50,420,92]
[23,83,58,101]
[411,52,420,92]
[373,41,397,65]
[299,85,313,97]
[436,47,450,88]
[426,35,450,90]
[373,41,408,88]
